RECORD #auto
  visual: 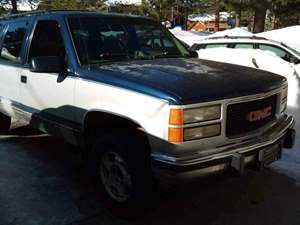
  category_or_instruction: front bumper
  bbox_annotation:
[152,115,295,181]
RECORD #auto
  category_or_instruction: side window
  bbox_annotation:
[28,20,66,61]
[259,44,292,62]
[0,21,28,63]
[234,43,254,49]
[205,44,227,49]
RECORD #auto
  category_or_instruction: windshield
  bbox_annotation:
[68,16,189,65]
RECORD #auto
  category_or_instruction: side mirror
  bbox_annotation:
[29,56,65,73]
[188,50,198,58]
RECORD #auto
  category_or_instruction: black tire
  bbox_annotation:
[0,112,11,133]
[88,132,155,217]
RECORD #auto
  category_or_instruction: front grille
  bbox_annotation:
[226,95,277,137]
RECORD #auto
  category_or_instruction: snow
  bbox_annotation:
[208,27,252,38]
[188,12,230,22]
[3,1,37,11]
[170,27,252,46]
[257,26,300,53]
[169,28,210,46]
[171,25,300,54]
[197,48,300,108]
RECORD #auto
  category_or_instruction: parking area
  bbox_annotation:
[0,106,300,225]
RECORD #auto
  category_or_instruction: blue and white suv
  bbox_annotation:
[0,11,295,214]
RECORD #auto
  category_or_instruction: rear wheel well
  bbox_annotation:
[83,111,150,154]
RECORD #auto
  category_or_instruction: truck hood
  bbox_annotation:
[81,58,286,105]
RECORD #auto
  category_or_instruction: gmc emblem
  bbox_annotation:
[246,106,272,122]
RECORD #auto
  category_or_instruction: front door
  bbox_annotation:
[20,19,76,127]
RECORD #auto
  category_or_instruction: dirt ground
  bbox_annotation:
[0,106,299,225]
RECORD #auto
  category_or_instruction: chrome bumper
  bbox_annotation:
[152,115,295,181]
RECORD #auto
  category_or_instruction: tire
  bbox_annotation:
[88,132,155,217]
[0,112,11,133]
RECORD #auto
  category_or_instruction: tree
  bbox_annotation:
[38,0,107,11]
[38,0,79,10]
[0,5,5,15]
[79,0,108,11]
[115,1,158,19]
[270,0,300,28]
[225,0,251,27]
[224,0,270,32]
[0,0,38,14]
[10,0,17,13]
[251,0,270,33]
[214,0,221,31]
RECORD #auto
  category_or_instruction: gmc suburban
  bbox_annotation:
[0,11,295,213]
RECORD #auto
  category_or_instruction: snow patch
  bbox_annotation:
[169,28,210,46]
[257,26,300,53]
[170,27,252,46]
[188,12,230,22]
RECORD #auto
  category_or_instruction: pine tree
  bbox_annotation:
[0,0,38,13]
[38,0,107,11]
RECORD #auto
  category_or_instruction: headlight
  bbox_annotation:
[184,124,221,141]
[168,106,222,143]
[184,105,221,124]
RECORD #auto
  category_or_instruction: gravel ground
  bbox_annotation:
[0,107,299,225]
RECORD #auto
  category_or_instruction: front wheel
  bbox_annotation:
[89,133,155,217]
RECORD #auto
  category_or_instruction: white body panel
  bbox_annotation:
[0,64,21,102]
[1,66,171,142]
[74,78,170,140]
[20,69,76,121]
[0,64,21,116]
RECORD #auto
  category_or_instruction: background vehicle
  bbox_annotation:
[190,36,300,74]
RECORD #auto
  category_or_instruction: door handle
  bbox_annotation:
[21,75,27,83]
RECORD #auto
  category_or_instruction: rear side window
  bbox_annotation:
[234,43,254,49]
[259,44,292,62]
[205,43,227,49]
[0,21,28,63]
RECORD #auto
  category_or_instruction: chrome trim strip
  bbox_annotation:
[169,119,222,128]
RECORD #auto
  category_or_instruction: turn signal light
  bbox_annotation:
[168,127,183,143]
[169,108,184,126]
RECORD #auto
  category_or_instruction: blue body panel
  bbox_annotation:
[77,58,286,105]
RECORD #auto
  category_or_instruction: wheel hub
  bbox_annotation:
[99,151,132,203]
